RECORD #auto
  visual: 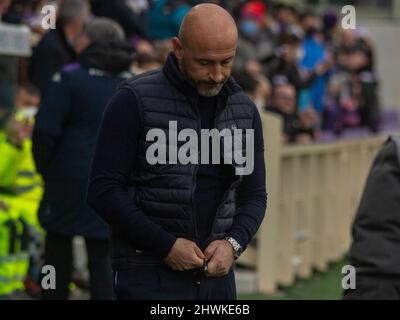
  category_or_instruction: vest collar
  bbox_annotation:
[162,52,242,109]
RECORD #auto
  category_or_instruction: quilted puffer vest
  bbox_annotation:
[114,53,256,264]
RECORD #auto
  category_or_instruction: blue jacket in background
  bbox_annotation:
[300,35,328,113]
[148,0,191,40]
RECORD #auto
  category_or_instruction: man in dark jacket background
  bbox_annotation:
[32,18,135,300]
[29,0,90,95]
[87,4,267,300]
[344,135,400,300]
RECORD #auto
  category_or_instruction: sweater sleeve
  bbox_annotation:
[32,72,71,175]
[226,107,267,251]
[87,88,177,258]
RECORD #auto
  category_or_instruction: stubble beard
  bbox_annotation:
[179,57,225,97]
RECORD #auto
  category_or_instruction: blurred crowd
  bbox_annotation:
[0,0,381,299]
[1,0,381,144]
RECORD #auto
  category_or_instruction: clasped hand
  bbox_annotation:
[164,238,235,277]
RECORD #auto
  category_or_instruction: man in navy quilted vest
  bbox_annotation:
[87,3,267,300]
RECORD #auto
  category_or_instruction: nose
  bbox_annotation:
[209,65,224,83]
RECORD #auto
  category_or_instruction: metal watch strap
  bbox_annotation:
[225,236,242,259]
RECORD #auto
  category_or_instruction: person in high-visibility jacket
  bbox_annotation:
[6,85,43,232]
[0,121,42,297]
[0,85,43,297]
[0,201,17,297]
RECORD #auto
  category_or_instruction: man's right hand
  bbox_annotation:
[164,238,205,271]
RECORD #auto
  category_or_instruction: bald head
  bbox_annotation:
[172,4,238,97]
[179,4,238,51]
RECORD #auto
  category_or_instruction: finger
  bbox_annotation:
[205,259,217,276]
[166,261,178,270]
[204,242,218,260]
[205,268,221,278]
[174,262,186,271]
[193,245,205,259]
[191,256,204,268]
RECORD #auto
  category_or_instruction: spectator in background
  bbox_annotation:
[32,18,135,300]
[1,0,54,49]
[0,83,43,299]
[266,83,297,143]
[344,33,380,132]
[298,10,330,114]
[233,70,271,114]
[1,0,47,26]
[0,0,10,19]
[148,0,191,40]
[266,83,315,144]
[325,29,380,134]
[297,107,318,144]
[153,39,174,64]
[14,84,41,113]
[235,1,276,71]
[29,0,90,95]
[270,1,299,36]
[131,52,163,74]
[264,28,328,92]
[90,0,149,39]
[321,10,338,49]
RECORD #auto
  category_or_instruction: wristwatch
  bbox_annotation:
[225,237,243,259]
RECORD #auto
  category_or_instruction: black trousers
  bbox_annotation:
[41,232,113,300]
[343,274,400,300]
[114,265,237,300]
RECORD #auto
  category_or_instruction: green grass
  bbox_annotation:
[238,258,348,300]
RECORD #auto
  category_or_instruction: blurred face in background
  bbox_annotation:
[348,50,369,71]
[239,1,266,39]
[272,84,296,115]
[132,52,163,74]
[63,11,90,51]
[276,6,298,26]
[239,17,262,39]
[14,87,40,111]
[280,41,303,64]
[299,107,318,129]
[301,14,320,36]
[0,0,11,17]
[12,86,40,139]
[341,30,357,49]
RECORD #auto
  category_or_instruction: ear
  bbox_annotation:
[172,37,184,60]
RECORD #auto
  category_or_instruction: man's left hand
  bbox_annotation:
[204,240,235,277]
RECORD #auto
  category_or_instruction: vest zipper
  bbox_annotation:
[203,176,240,247]
[191,100,201,246]
[203,105,242,247]
[191,161,200,246]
